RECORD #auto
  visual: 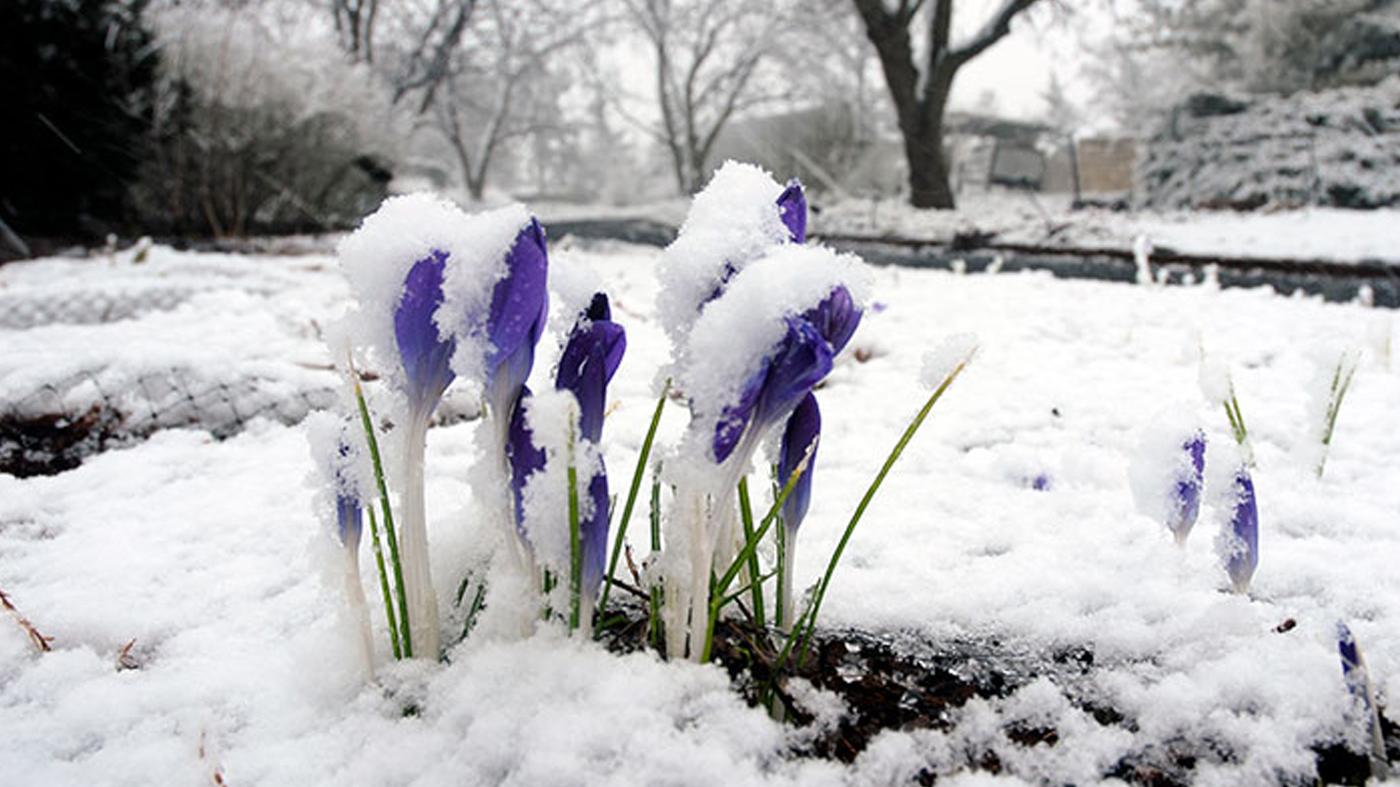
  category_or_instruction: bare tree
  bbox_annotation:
[331,0,380,63]
[621,0,794,194]
[852,0,1047,208]
[377,0,480,113]
[431,0,602,200]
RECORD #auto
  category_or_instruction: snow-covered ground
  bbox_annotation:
[2,233,1399,785]
[815,192,1400,264]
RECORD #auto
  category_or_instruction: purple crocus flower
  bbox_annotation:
[778,392,820,531]
[776,392,819,628]
[1224,466,1258,593]
[1337,621,1391,779]
[776,180,807,243]
[801,285,861,357]
[555,294,626,600]
[485,219,550,417]
[1338,621,1369,705]
[713,315,834,463]
[394,249,454,412]
[505,293,626,606]
[555,293,627,444]
[1169,432,1206,546]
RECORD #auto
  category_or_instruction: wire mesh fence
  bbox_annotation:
[0,366,339,477]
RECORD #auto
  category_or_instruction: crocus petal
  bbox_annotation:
[556,293,626,444]
[558,330,626,444]
[582,468,610,600]
[1169,432,1206,543]
[778,392,821,531]
[395,249,455,410]
[776,180,807,244]
[713,316,834,463]
[1225,467,1259,593]
[485,219,549,390]
[802,285,862,356]
[1338,621,1368,702]
[505,385,546,546]
[713,356,769,463]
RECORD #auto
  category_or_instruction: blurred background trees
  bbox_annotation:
[2,0,1397,252]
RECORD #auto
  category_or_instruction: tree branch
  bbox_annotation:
[948,0,1043,70]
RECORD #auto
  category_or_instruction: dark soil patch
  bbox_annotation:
[0,405,126,477]
[598,604,1394,785]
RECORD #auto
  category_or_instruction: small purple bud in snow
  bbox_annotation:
[395,249,455,411]
[713,315,833,463]
[778,393,820,531]
[776,180,807,243]
[1224,466,1258,593]
[332,440,362,549]
[1337,620,1391,780]
[1031,474,1051,491]
[1169,432,1206,545]
[1338,621,1369,706]
[336,490,362,549]
[485,219,550,409]
[870,302,888,314]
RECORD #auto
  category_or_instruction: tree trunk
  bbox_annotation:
[906,71,955,209]
[903,119,954,209]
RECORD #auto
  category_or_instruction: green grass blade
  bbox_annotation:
[795,354,972,668]
[699,444,814,663]
[365,506,402,659]
[350,370,413,659]
[599,382,668,618]
[737,477,766,629]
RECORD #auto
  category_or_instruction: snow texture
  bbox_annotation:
[657,161,792,345]
[5,229,1400,785]
[517,388,600,577]
[920,333,980,390]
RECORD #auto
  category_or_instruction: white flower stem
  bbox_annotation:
[399,409,441,660]
[344,541,375,680]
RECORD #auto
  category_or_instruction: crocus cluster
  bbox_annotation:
[335,195,558,659]
[657,162,866,659]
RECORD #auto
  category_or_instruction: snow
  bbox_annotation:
[818,191,1400,265]
[657,161,792,345]
[920,333,980,390]
[517,387,599,577]
[1126,404,1203,540]
[3,228,1400,784]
